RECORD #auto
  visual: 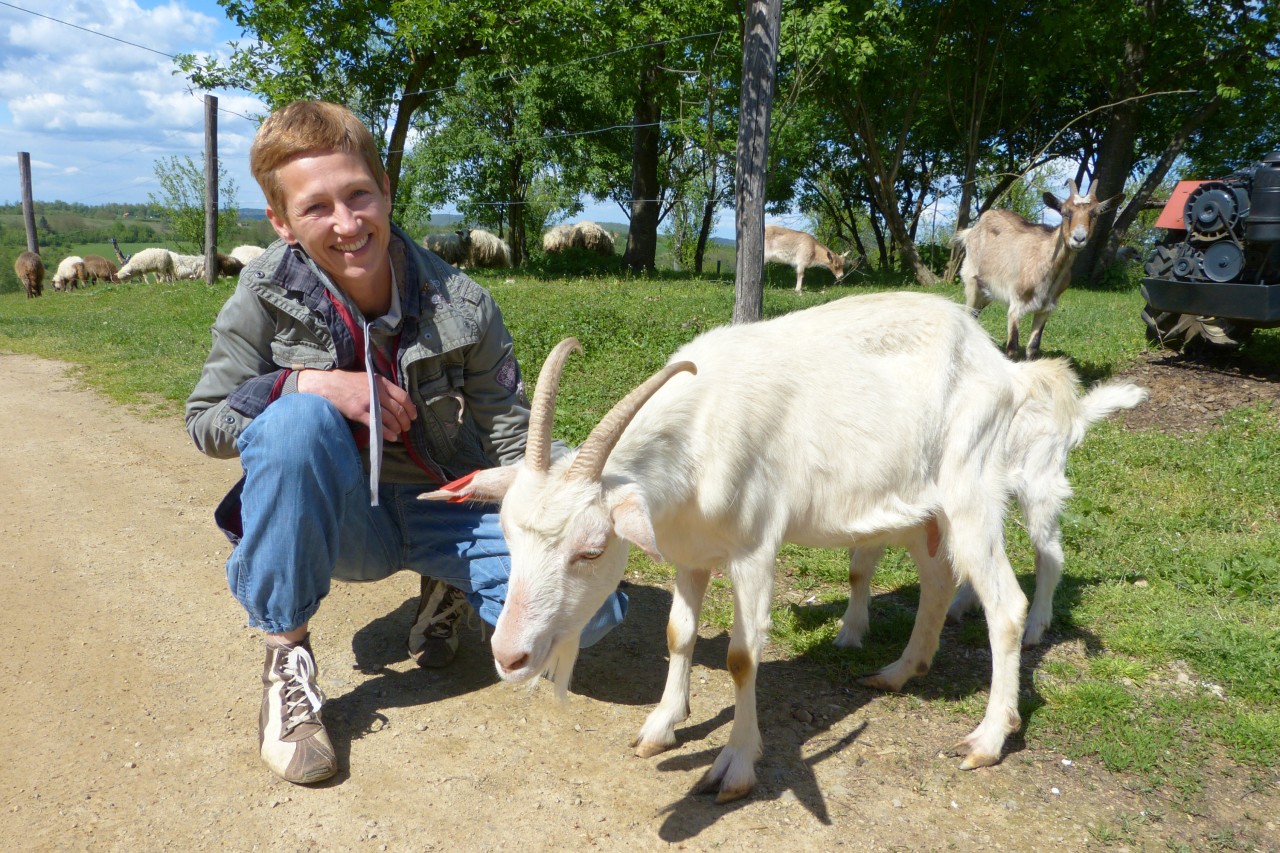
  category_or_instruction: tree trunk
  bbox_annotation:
[693,155,719,274]
[731,0,781,324]
[624,54,664,272]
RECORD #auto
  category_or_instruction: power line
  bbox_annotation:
[0,0,176,59]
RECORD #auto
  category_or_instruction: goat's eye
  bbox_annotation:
[576,548,605,561]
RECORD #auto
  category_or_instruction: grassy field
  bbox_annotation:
[1,261,1276,813]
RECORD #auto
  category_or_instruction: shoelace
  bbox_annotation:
[280,647,326,734]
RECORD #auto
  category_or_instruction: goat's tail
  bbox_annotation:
[1013,358,1147,450]
[951,226,972,248]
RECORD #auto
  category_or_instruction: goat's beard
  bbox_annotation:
[537,634,582,701]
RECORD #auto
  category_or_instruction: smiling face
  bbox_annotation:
[265,149,393,300]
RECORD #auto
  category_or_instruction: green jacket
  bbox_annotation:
[185,225,533,486]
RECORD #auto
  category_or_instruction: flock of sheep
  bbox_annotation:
[12,244,267,297]
[423,220,617,270]
[12,220,618,298]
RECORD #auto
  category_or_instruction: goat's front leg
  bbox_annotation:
[1004,308,1023,359]
[1024,309,1053,359]
[694,552,775,803]
[794,267,805,293]
[634,567,711,757]
[835,545,885,648]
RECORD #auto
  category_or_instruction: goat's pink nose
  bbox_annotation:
[494,649,529,673]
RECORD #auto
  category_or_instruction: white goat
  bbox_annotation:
[954,180,1124,359]
[764,224,849,292]
[838,377,1146,652]
[466,228,514,269]
[51,255,84,291]
[425,291,1089,802]
[115,248,175,284]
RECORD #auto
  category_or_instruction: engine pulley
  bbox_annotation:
[1183,181,1250,241]
[1201,240,1245,282]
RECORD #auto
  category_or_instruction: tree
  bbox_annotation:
[148,156,239,253]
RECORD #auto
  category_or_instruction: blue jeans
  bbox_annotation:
[222,394,627,645]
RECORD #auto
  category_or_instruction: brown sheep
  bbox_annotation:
[215,253,245,278]
[15,251,44,298]
[81,255,119,285]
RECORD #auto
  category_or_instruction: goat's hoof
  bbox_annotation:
[633,739,672,759]
[858,670,904,692]
[958,751,1001,770]
[715,784,753,804]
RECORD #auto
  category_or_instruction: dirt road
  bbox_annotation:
[0,353,1273,851]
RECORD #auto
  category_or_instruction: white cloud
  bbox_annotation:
[0,0,266,206]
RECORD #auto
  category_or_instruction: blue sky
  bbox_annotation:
[0,0,737,237]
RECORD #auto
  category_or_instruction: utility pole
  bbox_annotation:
[732,0,781,325]
[18,152,38,253]
[204,94,218,285]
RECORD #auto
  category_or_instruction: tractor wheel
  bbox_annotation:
[1141,305,1253,351]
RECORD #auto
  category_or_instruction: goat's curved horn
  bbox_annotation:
[1067,178,1081,198]
[567,360,697,482]
[526,338,583,473]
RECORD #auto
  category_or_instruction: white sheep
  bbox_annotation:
[424,291,1090,802]
[838,377,1147,651]
[570,221,615,256]
[166,252,208,281]
[764,224,849,292]
[230,245,265,266]
[954,179,1124,358]
[422,230,471,266]
[115,247,176,284]
[541,223,576,254]
[51,255,84,291]
[466,228,513,269]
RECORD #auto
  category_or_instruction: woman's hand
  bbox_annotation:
[295,369,416,441]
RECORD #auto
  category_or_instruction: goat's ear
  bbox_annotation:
[609,486,663,563]
[418,466,517,503]
[1042,192,1063,212]
[1099,192,1125,213]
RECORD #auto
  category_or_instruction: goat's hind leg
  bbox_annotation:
[634,566,711,758]
[859,536,954,692]
[947,527,1027,769]
[835,545,885,648]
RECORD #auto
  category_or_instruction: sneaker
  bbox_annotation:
[407,577,471,669]
[259,635,337,784]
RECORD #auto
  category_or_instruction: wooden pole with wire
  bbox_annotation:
[204,94,218,285]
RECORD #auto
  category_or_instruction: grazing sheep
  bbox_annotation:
[838,378,1147,651]
[541,224,575,254]
[542,222,616,257]
[51,255,84,292]
[229,245,265,266]
[422,230,471,266]
[115,247,176,284]
[14,251,44,298]
[466,228,514,269]
[169,252,206,281]
[214,253,244,278]
[954,179,1125,359]
[764,224,849,292]
[424,291,1091,801]
[81,255,118,285]
[570,221,615,256]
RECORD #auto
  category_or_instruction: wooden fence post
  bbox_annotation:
[204,95,218,285]
[732,0,781,325]
[18,152,39,254]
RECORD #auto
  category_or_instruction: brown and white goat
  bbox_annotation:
[423,292,1095,802]
[954,180,1123,358]
[763,224,849,292]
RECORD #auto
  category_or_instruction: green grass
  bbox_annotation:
[2,262,1278,799]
